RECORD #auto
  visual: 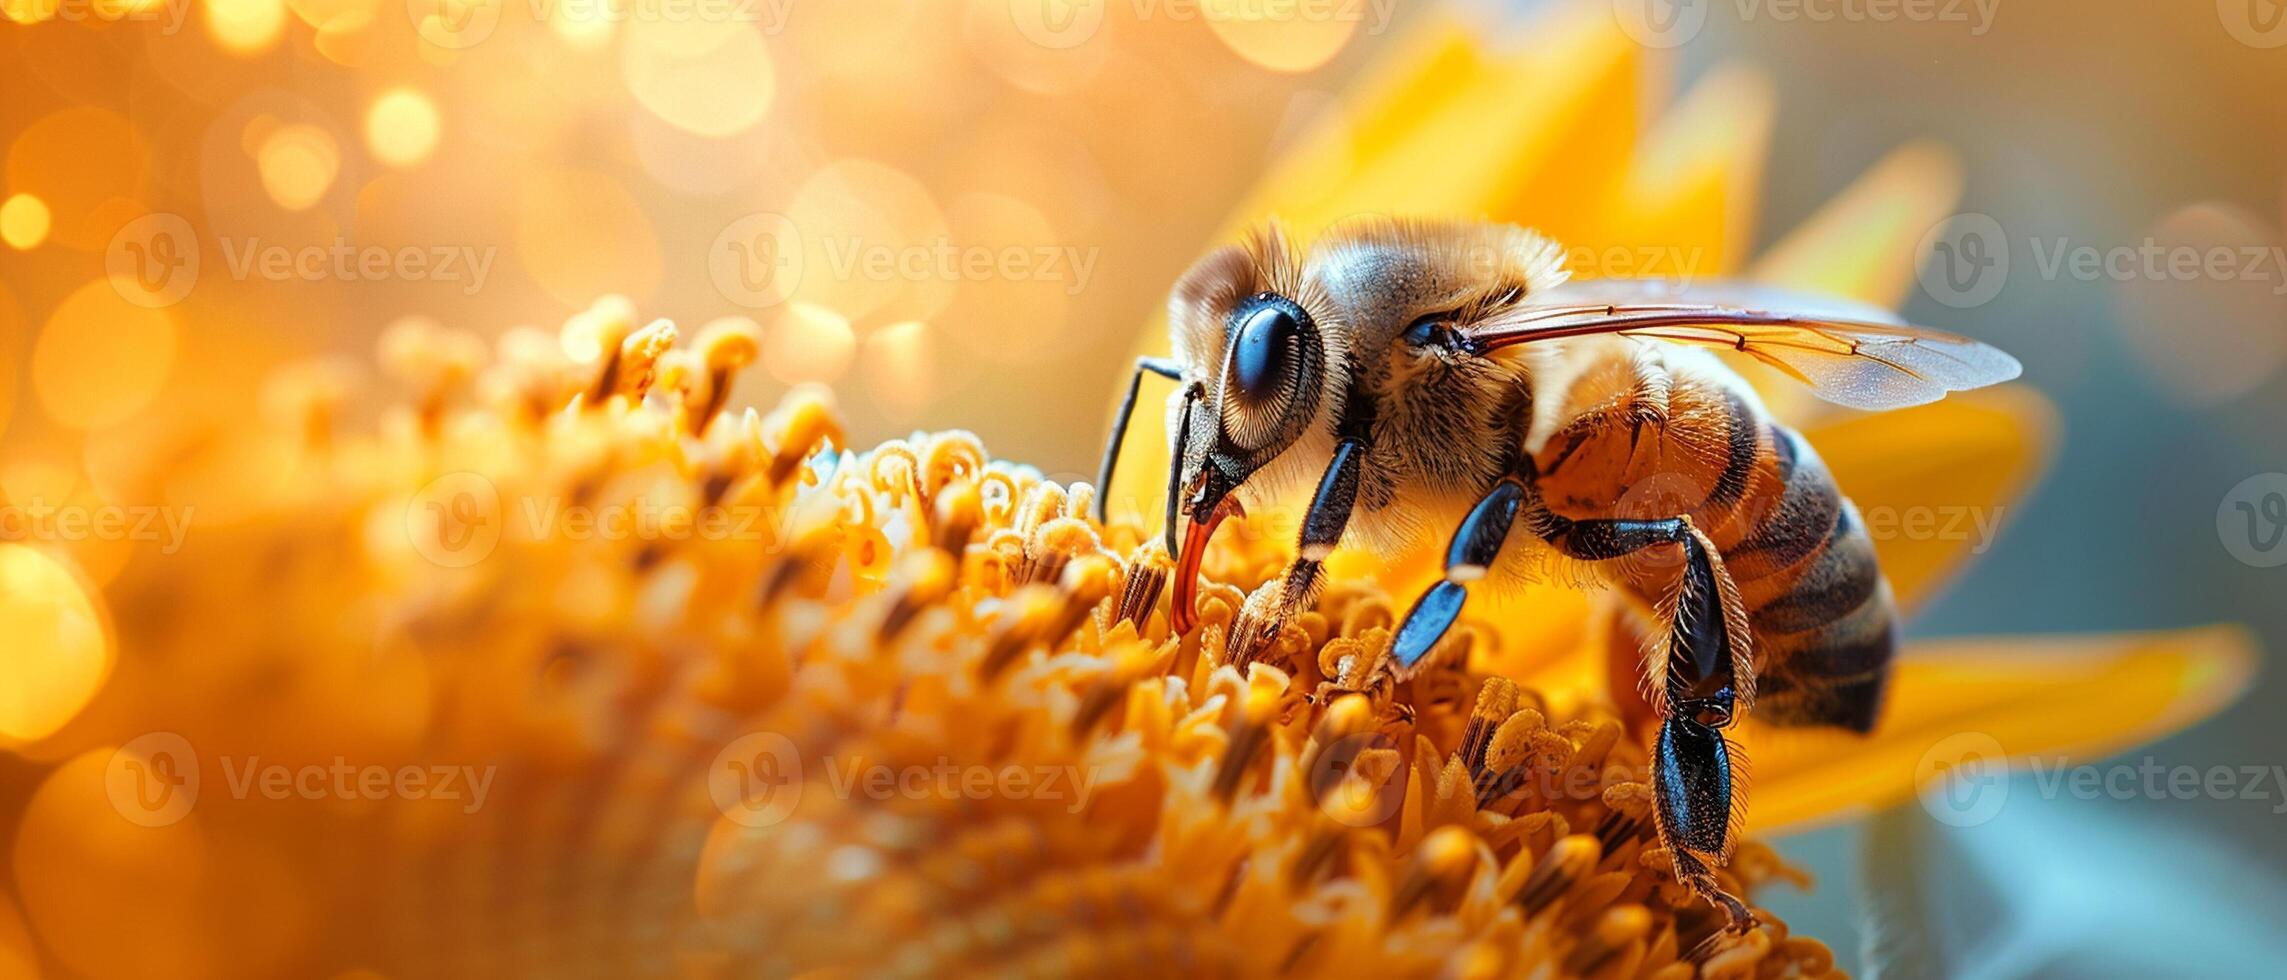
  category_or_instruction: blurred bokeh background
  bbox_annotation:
[3,0,2286,974]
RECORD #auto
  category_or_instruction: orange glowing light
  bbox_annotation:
[621,20,776,138]
[255,124,342,211]
[206,0,287,53]
[32,281,179,430]
[0,545,111,742]
[1203,0,1367,72]
[0,194,49,250]
[364,88,441,168]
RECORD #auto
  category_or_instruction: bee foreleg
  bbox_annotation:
[1390,479,1528,669]
[1226,436,1367,662]
[1093,356,1184,525]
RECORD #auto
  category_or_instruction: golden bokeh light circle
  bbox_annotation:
[34,280,180,430]
[0,195,49,250]
[0,545,113,743]
[1201,0,1368,72]
[206,0,288,52]
[254,123,342,210]
[783,159,952,323]
[364,87,442,167]
[621,19,777,138]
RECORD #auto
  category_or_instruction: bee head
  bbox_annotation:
[1161,225,1346,623]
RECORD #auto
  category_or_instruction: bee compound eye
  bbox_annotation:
[1217,295,1318,453]
[1229,299,1303,405]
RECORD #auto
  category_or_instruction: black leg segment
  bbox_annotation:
[1390,478,1529,668]
[1299,438,1365,560]
[1223,436,1369,659]
[1094,356,1183,525]
[1653,716,1733,858]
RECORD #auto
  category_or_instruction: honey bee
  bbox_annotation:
[1094,219,2021,930]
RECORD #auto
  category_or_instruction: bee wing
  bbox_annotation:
[1458,279,2022,410]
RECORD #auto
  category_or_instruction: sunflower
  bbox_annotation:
[0,4,2257,980]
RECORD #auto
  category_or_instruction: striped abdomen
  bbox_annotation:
[1531,344,1896,732]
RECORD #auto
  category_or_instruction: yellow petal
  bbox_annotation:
[1804,383,2057,614]
[1557,63,1775,279]
[1741,625,2258,836]
[1235,13,1491,226]
[1748,139,1963,308]
[1251,2,1642,241]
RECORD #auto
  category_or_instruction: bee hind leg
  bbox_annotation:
[1654,714,1756,933]
[1527,494,1758,932]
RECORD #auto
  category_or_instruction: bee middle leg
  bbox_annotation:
[1388,477,1529,668]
